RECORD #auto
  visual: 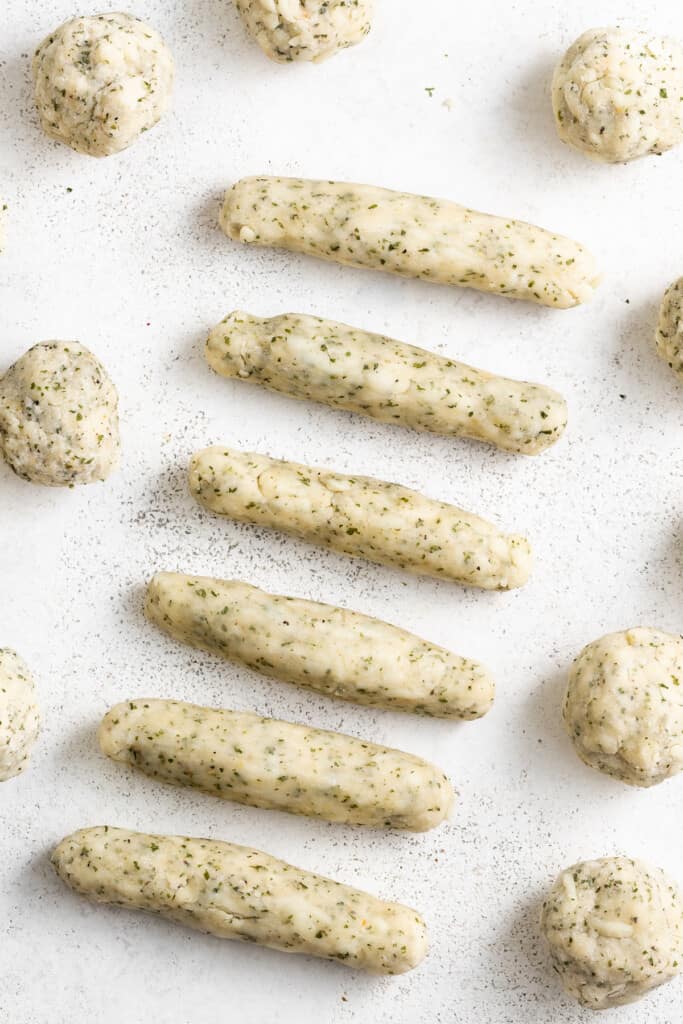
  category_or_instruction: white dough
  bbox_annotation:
[552,28,683,163]
[52,826,428,973]
[564,628,683,788]
[221,176,600,309]
[656,277,683,380]
[541,857,683,1009]
[0,649,40,782]
[189,447,532,589]
[234,0,372,63]
[206,311,568,455]
[32,12,174,157]
[0,342,120,486]
[99,698,455,831]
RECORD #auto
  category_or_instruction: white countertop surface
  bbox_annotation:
[2,1,683,1021]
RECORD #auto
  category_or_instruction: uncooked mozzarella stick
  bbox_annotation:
[145,572,494,719]
[52,826,427,973]
[206,311,568,454]
[189,447,532,589]
[99,699,454,831]
[220,176,600,308]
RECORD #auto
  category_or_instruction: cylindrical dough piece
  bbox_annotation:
[0,341,120,486]
[32,13,174,158]
[564,628,683,787]
[188,447,532,589]
[233,0,372,63]
[206,310,567,455]
[220,176,600,309]
[99,699,454,831]
[0,649,41,782]
[552,28,683,163]
[52,826,428,973]
[541,856,683,1009]
[145,572,494,719]
[656,277,683,380]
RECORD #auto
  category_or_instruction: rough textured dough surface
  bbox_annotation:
[563,628,683,788]
[541,856,683,1009]
[0,649,40,782]
[233,0,372,63]
[220,176,600,308]
[0,341,120,486]
[32,12,174,157]
[145,572,494,719]
[188,447,532,589]
[552,27,683,163]
[52,826,427,973]
[206,311,568,455]
[656,277,683,380]
[99,698,454,831]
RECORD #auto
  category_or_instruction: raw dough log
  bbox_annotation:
[0,649,40,782]
[206,310,567,454]
[220,176,600,308]
[145,572,494,719]
[188,447,532,589]
[541,856,683,1008]
[52,825,428,973]
[99,698,454,831]
[656,277,683,380]
[233,0,372,63]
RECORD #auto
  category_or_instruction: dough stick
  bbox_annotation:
[52,826,428,974]
[188,447,532,590]
[220,176,600,308]
[206,310,567,455]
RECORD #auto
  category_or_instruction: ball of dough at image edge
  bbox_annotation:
[563,628,683,787]
[656,277,683,380]
[552,27,683,163]
[0,341,120,487]
[32,12,174,157]
[0,649,41,782]
[234,0,373,64]
[540,857,683,1009]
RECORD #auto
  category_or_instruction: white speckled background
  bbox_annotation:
[2,1,683,1020]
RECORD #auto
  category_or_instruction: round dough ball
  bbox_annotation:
[552,28,683,163]
[234,0,373,63]
[656,277,683,380]
[563,628,683,787]
[0,649,41,782]
[541,857,683,1009]
[0,341,120,487]
[32,12,174,157]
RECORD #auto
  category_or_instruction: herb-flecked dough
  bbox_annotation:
[0,649,41,782]
[233,0,373,63]
[220,176,600,308]
[206,310,567,454]
[52,826,428,973]
[99,698,455,831]
[656,277,683,380]
[145,572,495,719]
[188,447,532,589]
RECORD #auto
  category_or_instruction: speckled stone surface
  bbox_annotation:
[1,2,683,1021]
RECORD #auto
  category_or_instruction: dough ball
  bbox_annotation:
[0,649,41,782]
[541,857,683,1009]
[563,628,683,787]
[552,28,683,163]
[0,341,120,487]
[656,277,683,380]
[234,0,373,63]
[32,12,174,157]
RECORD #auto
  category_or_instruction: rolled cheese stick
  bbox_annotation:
[220,176,600,309]
[52,826,427,973]
[206,311,567,455]
[188,447,532,590]
[145,572,494,719]
[99,699,455,831]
